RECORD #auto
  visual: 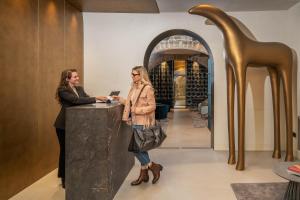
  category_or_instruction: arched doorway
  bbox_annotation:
[144,29,214,148]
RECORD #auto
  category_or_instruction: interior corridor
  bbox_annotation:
[161,109,211,148]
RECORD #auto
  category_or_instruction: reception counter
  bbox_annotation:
[65,103,134,200]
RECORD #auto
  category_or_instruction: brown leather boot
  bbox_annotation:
[131,169,149,186]
[148,162,163,184]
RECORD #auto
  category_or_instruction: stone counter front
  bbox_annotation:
[65,103,134,200]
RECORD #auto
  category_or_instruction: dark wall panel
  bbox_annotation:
[0,0,83,199]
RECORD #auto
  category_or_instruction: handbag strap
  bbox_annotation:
[132,84,147,107]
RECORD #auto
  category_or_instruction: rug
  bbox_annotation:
[231,182,288,200]
[191,111,208,128]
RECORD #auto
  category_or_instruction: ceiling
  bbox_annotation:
[156,49,205,55]
[67,0,300,13]
[156,0,300,12]
[67,0,159,13]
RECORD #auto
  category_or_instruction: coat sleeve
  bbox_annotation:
[122,88,133,121]
[119,97,126,105]
[59,88,96,105]
[134,86,156,115]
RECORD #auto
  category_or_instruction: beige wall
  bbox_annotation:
[0,0,83,199]
[83,8,299,152]
[287,1,300,156]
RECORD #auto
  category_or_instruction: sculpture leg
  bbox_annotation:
[235,67,246,170]
[226,62,236,164]
[268,67,281,158]
[281,68,294,161]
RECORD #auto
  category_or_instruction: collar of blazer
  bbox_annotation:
[69,86,79,97]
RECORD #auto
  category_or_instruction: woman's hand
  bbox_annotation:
[96,96,107,101]
[112,96,125,104]
[112,95,121,100]
[126,119,132,126]
[122,118,132,125]
[112,95,118,100]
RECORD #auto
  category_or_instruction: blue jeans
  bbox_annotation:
[132,125,151,166]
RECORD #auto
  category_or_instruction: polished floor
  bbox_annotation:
[161,109,211,148]
[10,150,287,200]
[10,109,287,200]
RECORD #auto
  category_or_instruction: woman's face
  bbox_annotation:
[131,70,141,83]
[68,72,80,86]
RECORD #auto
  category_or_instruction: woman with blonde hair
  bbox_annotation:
[114,66,163,185]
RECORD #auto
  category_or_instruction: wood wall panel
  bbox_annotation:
[0,1,38,199]
[34,0,65,179]
[65,2,84,83]
[0,0,83,199]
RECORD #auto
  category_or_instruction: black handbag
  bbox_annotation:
[128,85,167,152]
[129,124,167,152]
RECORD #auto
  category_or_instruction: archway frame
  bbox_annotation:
[143,29,215,149]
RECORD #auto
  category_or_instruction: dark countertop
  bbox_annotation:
[67,102,121,109]
[273,162,300,183]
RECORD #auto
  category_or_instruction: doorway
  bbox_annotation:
[144,30,214,148]
[149,58,210,148]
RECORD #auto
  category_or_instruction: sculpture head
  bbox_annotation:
[189,4,243,38]
[188,4,223,17]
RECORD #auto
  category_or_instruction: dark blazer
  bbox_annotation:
[54,86,96,129]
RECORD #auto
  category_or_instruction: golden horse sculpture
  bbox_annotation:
[189,4,294,170]
[205,16,283,163]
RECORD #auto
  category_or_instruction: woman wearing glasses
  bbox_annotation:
[114,66,163,186]
[54,69,107,188]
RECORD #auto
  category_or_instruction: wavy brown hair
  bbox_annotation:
[55,69,77,103]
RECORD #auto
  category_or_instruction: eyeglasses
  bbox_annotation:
[131,73,140,77]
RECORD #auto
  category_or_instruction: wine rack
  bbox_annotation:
[186,60,208,108]
[149,60,208,109]
[149,60,174,108]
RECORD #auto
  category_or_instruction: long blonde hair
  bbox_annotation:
[132,66,152,86]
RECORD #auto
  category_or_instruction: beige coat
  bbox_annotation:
[122,83,156,126]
